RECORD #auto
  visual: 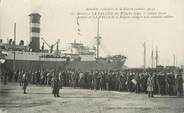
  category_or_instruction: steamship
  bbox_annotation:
[0,13,126,72]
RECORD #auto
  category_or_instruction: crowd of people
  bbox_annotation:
[1,67,184,97]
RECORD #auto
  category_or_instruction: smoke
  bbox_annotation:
[29,0,44,14]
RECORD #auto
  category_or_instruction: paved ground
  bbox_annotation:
[0,83,184,113]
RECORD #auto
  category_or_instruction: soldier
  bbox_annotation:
[121,72,127,91]
[14,70,19,82]
[134,72,140,93]
[51,72,62,97]
[115,72,120,91]
[111,72,116,91]
[99,72,104,90]
[22,72,29,94]
[176,72,183,97]
[48,72,53,85]
[88,71,93,89]
[93,71,98,90]
[147,74,154,98]
[108,72,113,90]
[127,72,134,92]
[164,72,169,95]
[71,71,75,88]
[105,71,110,90]
[118,72,123,91]
[79,72,84,89]
[167,72,175,96]
[40,71,44,85]
[141,72,148,93]
[74,71,79,88]
[152,72,158,95]
[3,71,8,85]
[18,70,23,86]
[36,70,41,85]
[157,72,166,95]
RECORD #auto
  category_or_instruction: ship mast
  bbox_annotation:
[151,41,154,68]
[13,23,16,72]
[95,18,101,59]
[155,46,159,67]
[173,54,176,66]
[143,42,146,69]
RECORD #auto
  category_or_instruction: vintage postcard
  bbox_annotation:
[0,0,183,113]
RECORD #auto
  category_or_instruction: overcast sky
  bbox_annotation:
[0,0,184,67]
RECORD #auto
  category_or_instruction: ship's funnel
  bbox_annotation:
[29,13,41,52]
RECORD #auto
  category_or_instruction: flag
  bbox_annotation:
[2,51,8,55]
[76,16,82,36]
[0,59,5,64]
[77,16,79,26]
[131,79,137,85]
[77,28,80,32]
[77,32,82,36]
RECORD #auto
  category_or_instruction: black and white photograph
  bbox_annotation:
[0,0,184,113]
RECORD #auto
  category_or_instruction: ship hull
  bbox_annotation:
[3,59,126,72]
[1,50,126,72]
